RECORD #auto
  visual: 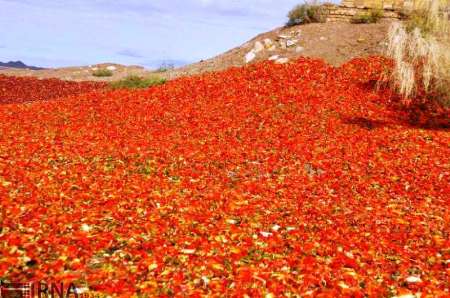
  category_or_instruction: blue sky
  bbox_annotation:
[0,0,306,69]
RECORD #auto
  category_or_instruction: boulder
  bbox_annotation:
[268,55,280,61]
[245,51,256,63]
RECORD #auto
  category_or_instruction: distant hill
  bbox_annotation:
[0,60,44,70]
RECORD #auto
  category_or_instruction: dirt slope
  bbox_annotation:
[0,22,391,81]
[162,22,390,80]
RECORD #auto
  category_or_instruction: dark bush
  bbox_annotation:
[351,9,384,24]
[286,2,326,26]
[92,68,113,77]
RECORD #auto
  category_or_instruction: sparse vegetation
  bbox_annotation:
[156,62,175,72]
[404,0,450,34]
[351,9,384,24]
[109,75,166,90]
[286,2,326,26]
[384,0,450,106]
[92,68,113,77]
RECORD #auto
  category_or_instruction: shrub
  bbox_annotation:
[351,9,384,24]
[109,75,166,90]
[404,1,449,34]
[156,62,175,73]
[384,0,450,106]
[370,8,384,21]
[286,2,326,26]
[92,68,113,77]
[351,13,372,24]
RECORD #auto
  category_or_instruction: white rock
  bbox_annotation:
[268,55,280,61]
[260,231,273,237]
[263,38,274,48]
[271,224,281,232]
[106,65,117,71]
[275,58,289,64]
[245,51,256,63]
[226,219,238,224]
[254,41,264,53]
[278,34,291,39]
[405,276,422,283]
[286,227,296,231]
[319,36,327,41]
[295,46,304,53]
[286,39,298,47]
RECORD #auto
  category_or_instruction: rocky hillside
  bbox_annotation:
[162,22,391,80]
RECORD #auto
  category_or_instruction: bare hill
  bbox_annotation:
[162,22,390,80]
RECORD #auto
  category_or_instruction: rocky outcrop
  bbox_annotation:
[341,0,415,10]
[323,3,404,22]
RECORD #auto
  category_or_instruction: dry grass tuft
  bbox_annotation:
[351,9,384,24]
[385,0,450,106]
